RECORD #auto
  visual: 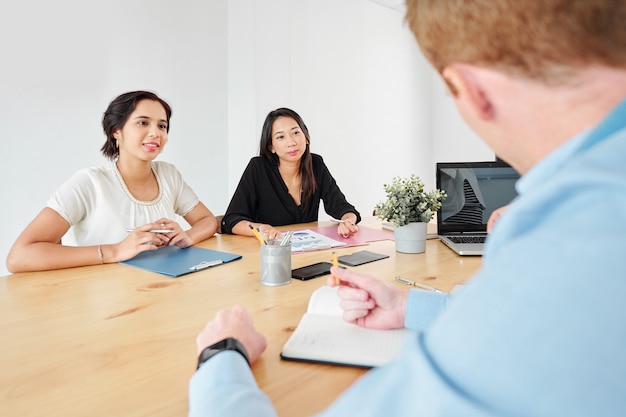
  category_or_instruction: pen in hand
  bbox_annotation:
[330,218,354,225]
[331,252,340,285]
[249,225,267,245]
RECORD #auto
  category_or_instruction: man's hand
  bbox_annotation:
[327,267,408,330]
[196,306,267,364]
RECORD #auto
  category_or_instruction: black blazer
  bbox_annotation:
[221,154,360,234]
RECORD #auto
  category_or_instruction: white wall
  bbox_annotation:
[228,0,446,218]
[0,0,229,276]
[0,0,491,276]
[431,76,494,162]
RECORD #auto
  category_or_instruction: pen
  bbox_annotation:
[331,252,340,285]
[249,225,266,245]
[302,244,331,251]
[126,229,174,233]
[395,276,443,293]
[189,260,223,271]
[330,218,355,225]
[279,230,293,246]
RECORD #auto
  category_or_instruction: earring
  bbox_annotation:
[115,140,119,148]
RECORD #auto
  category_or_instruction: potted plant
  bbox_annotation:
[375,174,446,253]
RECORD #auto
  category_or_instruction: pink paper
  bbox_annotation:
[306,225,394,249]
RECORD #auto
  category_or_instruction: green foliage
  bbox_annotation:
[375,174,446,227]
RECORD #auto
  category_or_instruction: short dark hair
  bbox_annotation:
[259,108,317,208]
[100,91,172,159]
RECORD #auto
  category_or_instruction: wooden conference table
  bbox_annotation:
[0,218,481,417]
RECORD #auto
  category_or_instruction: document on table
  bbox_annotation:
[289,229,346,253]
[288,225,395,253]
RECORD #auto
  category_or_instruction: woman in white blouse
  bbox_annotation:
[6,91,218,273]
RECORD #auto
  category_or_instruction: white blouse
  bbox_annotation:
[47,161,199,246]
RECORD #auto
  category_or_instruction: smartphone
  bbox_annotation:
[291,262,332,281]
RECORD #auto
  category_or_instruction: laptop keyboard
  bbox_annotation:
[447,236,486,244]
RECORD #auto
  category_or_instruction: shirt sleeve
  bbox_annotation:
[404,288,450,331]
[46,168,93,226]
[157,162,201,217]
[315,155,361,223]
[188,351,277,417]
[222,160,259,234]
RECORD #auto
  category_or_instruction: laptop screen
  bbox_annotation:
[436,161,520,235]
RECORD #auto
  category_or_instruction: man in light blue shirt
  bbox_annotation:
[188,1,626,416]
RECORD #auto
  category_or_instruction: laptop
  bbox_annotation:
[436,161,520,256]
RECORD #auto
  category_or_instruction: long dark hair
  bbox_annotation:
[259,108,317,208]
[100,91,172,160]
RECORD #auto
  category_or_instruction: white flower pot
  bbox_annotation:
[394,222,427,254]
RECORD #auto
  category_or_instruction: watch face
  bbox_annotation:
[198,347,220,364]
[213,339,229,350]
[197,337,250,369]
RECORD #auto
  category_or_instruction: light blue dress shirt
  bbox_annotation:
[189,99,626,417]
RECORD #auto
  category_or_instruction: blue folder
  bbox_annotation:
[121,246,242,277]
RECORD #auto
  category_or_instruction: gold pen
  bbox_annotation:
[332,252,340,285]
[395,276,443,293]
[249,225,266,245]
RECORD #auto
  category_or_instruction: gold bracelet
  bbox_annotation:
[97,245,104,264]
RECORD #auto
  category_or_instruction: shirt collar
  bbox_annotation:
[516,129,589,196]
[517,96,626,196]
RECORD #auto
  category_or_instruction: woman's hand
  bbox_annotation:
[338,214,359,238]
[117,220,180,260]
[250,222,282,241]
[150,218,193,248]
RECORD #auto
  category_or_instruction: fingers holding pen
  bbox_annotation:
[260,227,282,240]
[152,218,181,236]
[328,266,407,329]
[327,266,375,308]
[127,221,177,247]
[337,220,358,239]
[149,219,195,248]
[248,222,282,241]
[125,231,168,248]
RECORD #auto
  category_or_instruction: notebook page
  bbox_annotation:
[306,286,344,316]
[282,313,412,367]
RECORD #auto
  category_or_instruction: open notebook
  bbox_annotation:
[281,286,413,368]
[436,161,520,255]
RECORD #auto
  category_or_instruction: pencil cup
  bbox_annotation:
[260,239,292,286]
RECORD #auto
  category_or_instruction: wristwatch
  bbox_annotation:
[197,337,250,369]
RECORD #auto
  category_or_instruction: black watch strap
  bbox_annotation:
[197,337,250,369]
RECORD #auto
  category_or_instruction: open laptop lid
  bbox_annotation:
[436,161,520,236]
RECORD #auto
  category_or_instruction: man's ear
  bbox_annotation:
[442,64,494,121]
